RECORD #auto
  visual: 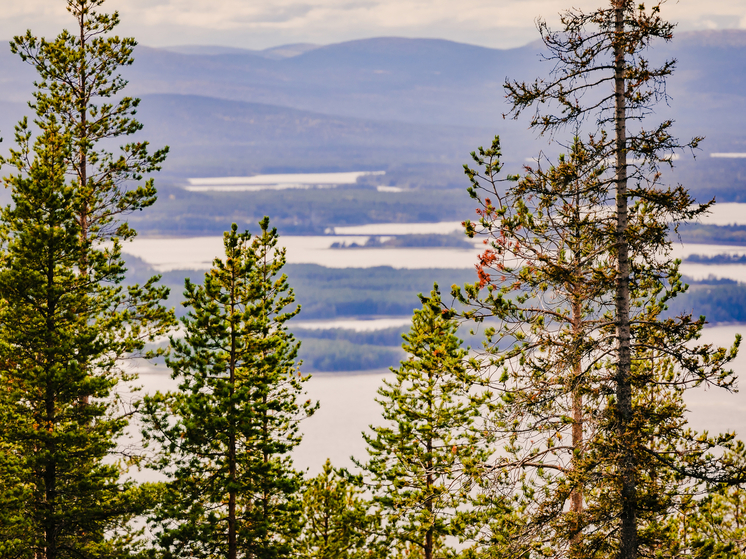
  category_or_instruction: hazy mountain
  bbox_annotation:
[119,38,538,130]
[132,93,502,177]
[0,31,744,198]
[160,43,320,59]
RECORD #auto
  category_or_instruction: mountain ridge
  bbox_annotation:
[0,30,743,192]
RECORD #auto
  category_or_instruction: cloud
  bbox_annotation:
[2,0,746,49]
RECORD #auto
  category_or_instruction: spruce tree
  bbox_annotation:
[360,289,493,559]
[141,220,316,559]
[0,122,167,558]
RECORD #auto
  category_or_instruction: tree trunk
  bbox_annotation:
[425,370,434,559]
[44,391,57,559]
[613,2,637,558]
[77,7,91,408]
[44,247,58,559]
[569,297,583,556]
[228,266,237,559]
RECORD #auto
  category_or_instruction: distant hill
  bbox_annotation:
[132,93,498,177]
[160,43,321,59]
[0,32,744,198]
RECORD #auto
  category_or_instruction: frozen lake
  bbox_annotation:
[122,231,482,271]
[184,171,385,192]
[122,225,746,281]
[697,202,746,226]
[123,324,746,477]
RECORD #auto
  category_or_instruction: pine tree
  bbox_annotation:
[453,136,744,557]
[0,121,167,558]
[0,3,174,553]
[10,0,168,247]
[360,289,494,559]
[141,220,316,559]
[300,459,382,559]
[484,1,746,557]
[454,135,614,557]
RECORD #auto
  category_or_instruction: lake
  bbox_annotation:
[121,231,482,271]
[698,202,746,226]
[124,363,389,477]
[122,225,746,281]
[184,171,386,192]
[125,323,746,477]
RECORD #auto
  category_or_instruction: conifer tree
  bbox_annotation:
[6,0,172,416]
[300,459,382,559]
[453,132,744,557]
[141,220,316,559]
[455,136,612,556]
[0,121,168,558]
[503,6,692,554]
[360,289,493,559]
[10,0,168,247]
[475,1,746,556]
[673,485,746,558]
[0,3,174,553]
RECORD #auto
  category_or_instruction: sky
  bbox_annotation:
[1,0,745,51]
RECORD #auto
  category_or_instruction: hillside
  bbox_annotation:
[0,31,744,198]
[131,93,498,177]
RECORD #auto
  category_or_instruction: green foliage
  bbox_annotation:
[10,0,168,244]
[300,459,382,559]
[0,4,173,556]
[141,220,316,559]
[453,132,745,558]
[359,289,494,559]
[0,122,167,557]
[673,486,746,558]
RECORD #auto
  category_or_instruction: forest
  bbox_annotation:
[2,1,746,559]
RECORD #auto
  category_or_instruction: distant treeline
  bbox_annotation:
[331,233,474,249]
[127,184,477,236]
[131,257,746,326]
[666,279,746,323]
[674,223,746,245]
[127,259,479,372]
[128,256,746,372]
[685,253,746,264]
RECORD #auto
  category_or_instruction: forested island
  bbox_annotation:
[2,1,746,559]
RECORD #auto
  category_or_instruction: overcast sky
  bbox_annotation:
[2,0,746,51]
